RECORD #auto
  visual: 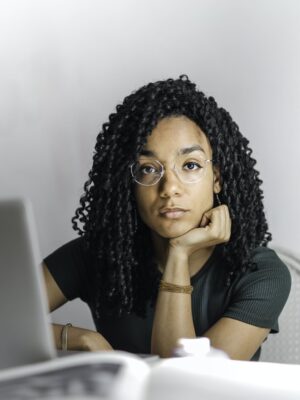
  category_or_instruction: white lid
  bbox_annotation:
[177,337,211,356]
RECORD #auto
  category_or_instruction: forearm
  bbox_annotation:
[52,323,113,351]
[151,251,196,358]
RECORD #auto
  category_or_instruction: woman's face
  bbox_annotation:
[134,116,221,239]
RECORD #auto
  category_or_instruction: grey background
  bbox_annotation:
[1,0,299,330]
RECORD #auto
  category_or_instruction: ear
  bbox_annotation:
[213,165,222,194]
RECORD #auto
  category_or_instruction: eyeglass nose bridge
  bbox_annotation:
[156,162,184,185]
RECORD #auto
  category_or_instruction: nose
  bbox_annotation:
[158,167,183,198]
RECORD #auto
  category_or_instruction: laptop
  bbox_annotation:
[0,198,151,399]
[0,198,56,370]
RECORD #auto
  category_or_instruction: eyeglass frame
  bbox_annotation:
[130,157,214,186]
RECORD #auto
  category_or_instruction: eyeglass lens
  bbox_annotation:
[131,155,210,186]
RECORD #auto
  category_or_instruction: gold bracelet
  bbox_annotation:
[159,280,193,294]
[61,323,72,351]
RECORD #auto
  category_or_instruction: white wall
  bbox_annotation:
[1,0,299,329]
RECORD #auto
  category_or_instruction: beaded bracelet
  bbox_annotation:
[159,280,193,294]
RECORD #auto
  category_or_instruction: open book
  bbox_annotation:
[0,350,300,400]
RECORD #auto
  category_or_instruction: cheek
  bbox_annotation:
[189,186,215,224]
[193,180,214,205]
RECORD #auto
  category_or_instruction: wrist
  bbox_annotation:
[163,248,190,284]
[61,323,73,350]
[167,246,189,264]
[159,279,193,294]
[80,331,113,351]
[80,332,93,351]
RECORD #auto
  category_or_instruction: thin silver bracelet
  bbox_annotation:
[61,323,72,351]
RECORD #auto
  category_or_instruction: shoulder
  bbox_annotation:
[43,236,94,302]
[250,246,291,283]
[251,245,284,264]
[223,246,291,331]
[233,246,291,303]
[44,236,90,263]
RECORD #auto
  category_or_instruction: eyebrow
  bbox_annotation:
[179,145,206,155]
[140,145,206,157]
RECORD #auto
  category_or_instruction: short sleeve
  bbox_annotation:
[43,237,92,303]
[223,247,291,333]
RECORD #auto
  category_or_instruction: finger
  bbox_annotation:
[202,207,220,239]
[218,205,228,241]
[199,213,211,228]
[200,209,216,231]
[223,206,229,242]
[208,206,227,242]
[226,207,232,241]
[222,205,231,242]
[200,206,228,244]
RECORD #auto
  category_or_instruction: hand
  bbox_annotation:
[169,205,231,258]
[80,330,113,352]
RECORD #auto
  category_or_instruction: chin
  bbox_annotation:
[155,223,194,239]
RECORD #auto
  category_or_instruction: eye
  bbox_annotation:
[183,161,202,171]
[140,165,157,175]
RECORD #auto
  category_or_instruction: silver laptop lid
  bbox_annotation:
[0,198,56,369]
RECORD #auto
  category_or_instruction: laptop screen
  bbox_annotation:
[0,198,56,369]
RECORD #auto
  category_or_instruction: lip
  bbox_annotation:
[159,207,188,219]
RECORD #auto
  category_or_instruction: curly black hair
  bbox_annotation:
[72,75,271,317]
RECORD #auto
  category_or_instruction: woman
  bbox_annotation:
[43,75,291,360]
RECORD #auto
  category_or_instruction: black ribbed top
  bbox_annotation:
[44,239,291,360]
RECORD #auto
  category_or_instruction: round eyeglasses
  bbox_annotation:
[130,155,213,186]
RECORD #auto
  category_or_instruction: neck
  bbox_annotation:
[151,232,215,277]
